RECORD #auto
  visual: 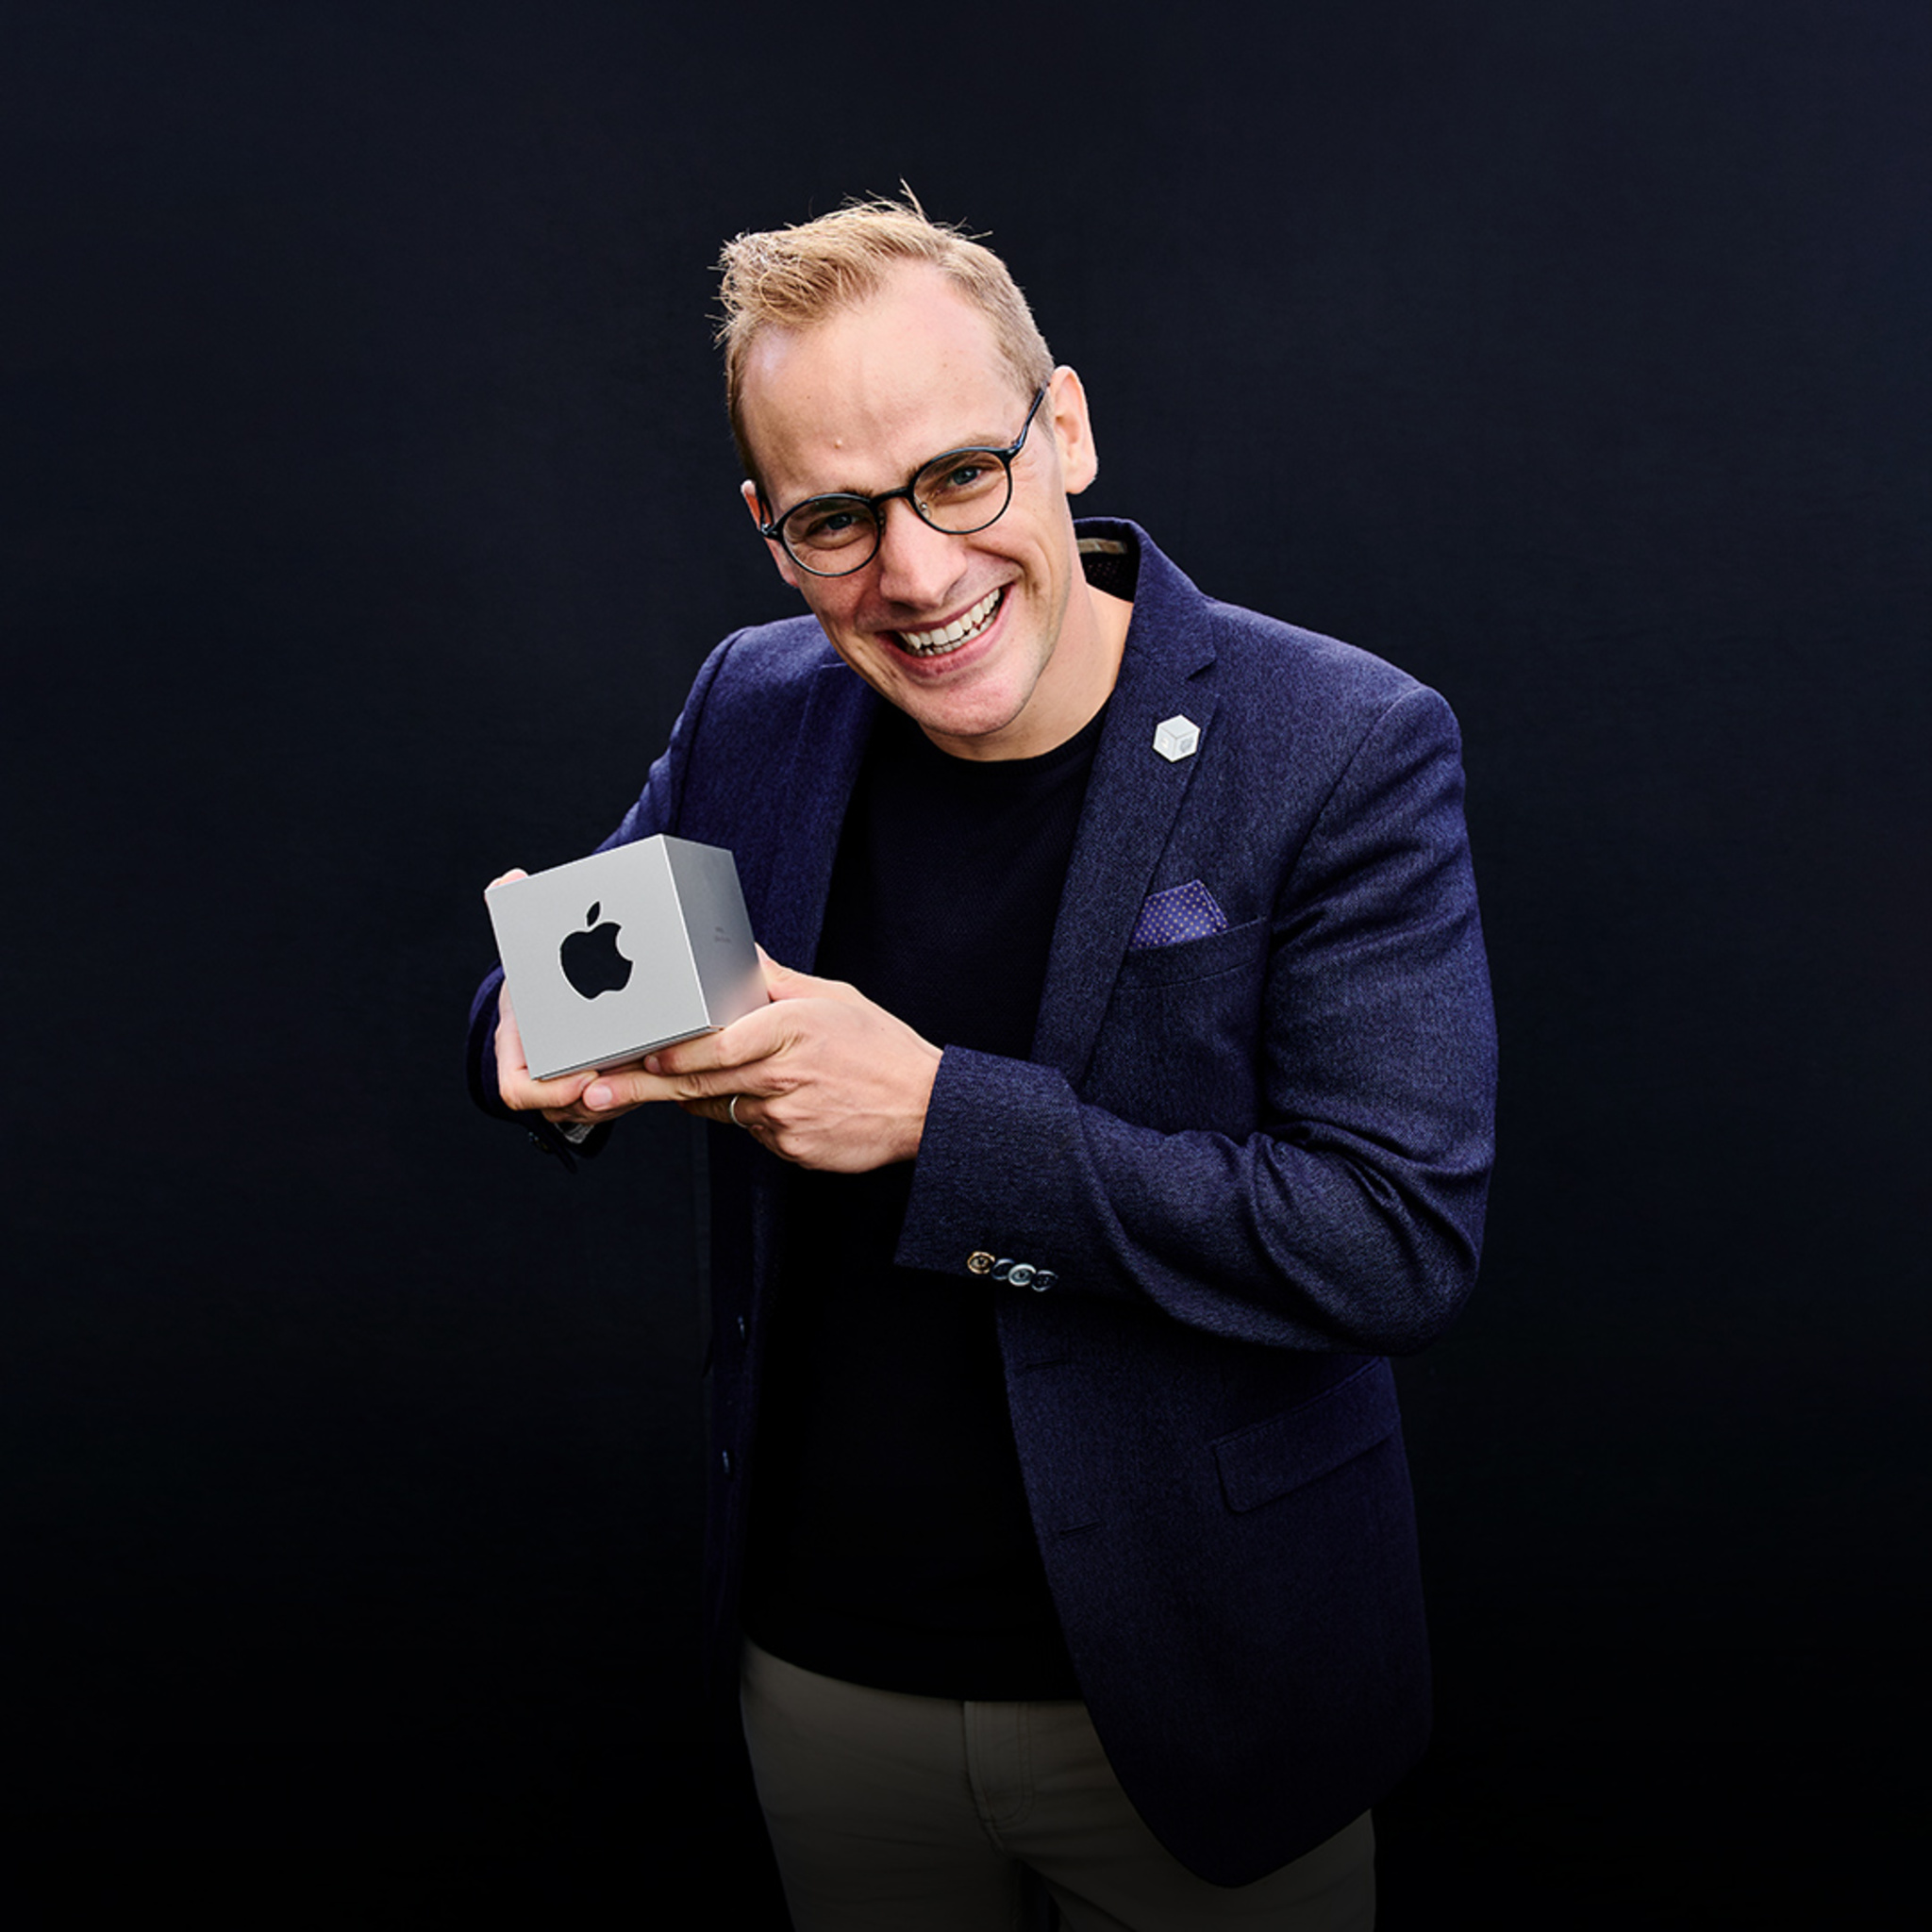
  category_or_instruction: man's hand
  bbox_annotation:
[580,950,942,1173]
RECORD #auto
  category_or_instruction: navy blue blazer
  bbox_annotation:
[468,521,1496,1884]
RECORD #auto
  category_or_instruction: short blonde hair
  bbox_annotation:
[716,192,1055,496]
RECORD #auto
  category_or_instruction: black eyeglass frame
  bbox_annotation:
[756,387,1049,578]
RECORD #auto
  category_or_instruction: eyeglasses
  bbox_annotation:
[757,388,1047,578]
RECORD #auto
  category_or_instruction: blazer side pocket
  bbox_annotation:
[1212,1360,1400,1513]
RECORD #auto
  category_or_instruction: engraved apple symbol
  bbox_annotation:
[558,901,632,999]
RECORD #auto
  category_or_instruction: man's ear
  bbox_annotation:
[1047,365,1099,497]
[741,477,801,588]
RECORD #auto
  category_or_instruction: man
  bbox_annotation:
[468,197,1495,1928]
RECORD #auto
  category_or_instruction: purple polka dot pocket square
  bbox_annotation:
[1128,880,1229,950]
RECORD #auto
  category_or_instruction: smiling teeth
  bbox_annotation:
[897,589,1003,658]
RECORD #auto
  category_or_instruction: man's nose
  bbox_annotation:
[872,497,966,608]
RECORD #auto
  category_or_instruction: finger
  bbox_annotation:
[757,946,810,998]
[677,1093,749,1129]
[522,1066,598,1112]
[485,866,529,896]
[495,980,525,1059]
[579,1064,703,1113]
[677,1094,796,1154]
[757,948,861,1007]
[585,1059,751,1112]
[496,983,599,1112]
[496,984,562,1089]
[643,1006,789,1078]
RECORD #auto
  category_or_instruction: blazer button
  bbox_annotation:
[736,1315,748,1342]
[967,1251,994,1275]
[1033,1271,1057,1291]
[721,1448,734,1476]
[1008,1263,1036,1288]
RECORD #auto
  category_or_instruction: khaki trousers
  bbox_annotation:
[741,1640,1375,1932]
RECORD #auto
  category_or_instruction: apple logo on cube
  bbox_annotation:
[561,901,633,1000]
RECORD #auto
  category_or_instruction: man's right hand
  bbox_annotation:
[487,869,648,1127]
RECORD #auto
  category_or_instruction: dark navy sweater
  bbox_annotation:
[742,696,1107,1697]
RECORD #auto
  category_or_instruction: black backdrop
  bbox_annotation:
[4,3,1924,1924]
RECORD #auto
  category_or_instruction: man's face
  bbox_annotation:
[737,266,1112,761]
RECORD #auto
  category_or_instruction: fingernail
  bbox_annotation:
[585,1083,611,1110]
[643,1055,661,1074]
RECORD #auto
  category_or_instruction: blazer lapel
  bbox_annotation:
[751,658,878,973]
[738,656,876,1338]
[1032,530,1219,1086]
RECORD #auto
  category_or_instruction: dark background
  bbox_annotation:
[4,2,1924,1924]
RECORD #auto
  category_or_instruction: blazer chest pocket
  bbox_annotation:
[1115,916,1266,990]
[1089,919,1269,1135]
[1212,1361,1401,1513]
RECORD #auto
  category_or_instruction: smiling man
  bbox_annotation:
[467,197,1496,1929]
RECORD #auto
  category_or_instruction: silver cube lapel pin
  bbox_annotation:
[1153,714,1200,762]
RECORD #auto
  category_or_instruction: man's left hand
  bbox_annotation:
[579,951,942,1173]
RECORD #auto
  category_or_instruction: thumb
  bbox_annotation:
[758,945,835,1003]
[495,980,530,1070]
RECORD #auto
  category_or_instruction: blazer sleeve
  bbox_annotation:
[892,683,1497,1356]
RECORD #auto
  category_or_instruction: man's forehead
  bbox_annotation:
[739,271,1028,480]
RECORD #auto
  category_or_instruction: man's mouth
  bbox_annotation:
[893,587,1005,658]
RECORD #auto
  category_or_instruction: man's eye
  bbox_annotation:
[792,502,872,546]
[924,457,997,499]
